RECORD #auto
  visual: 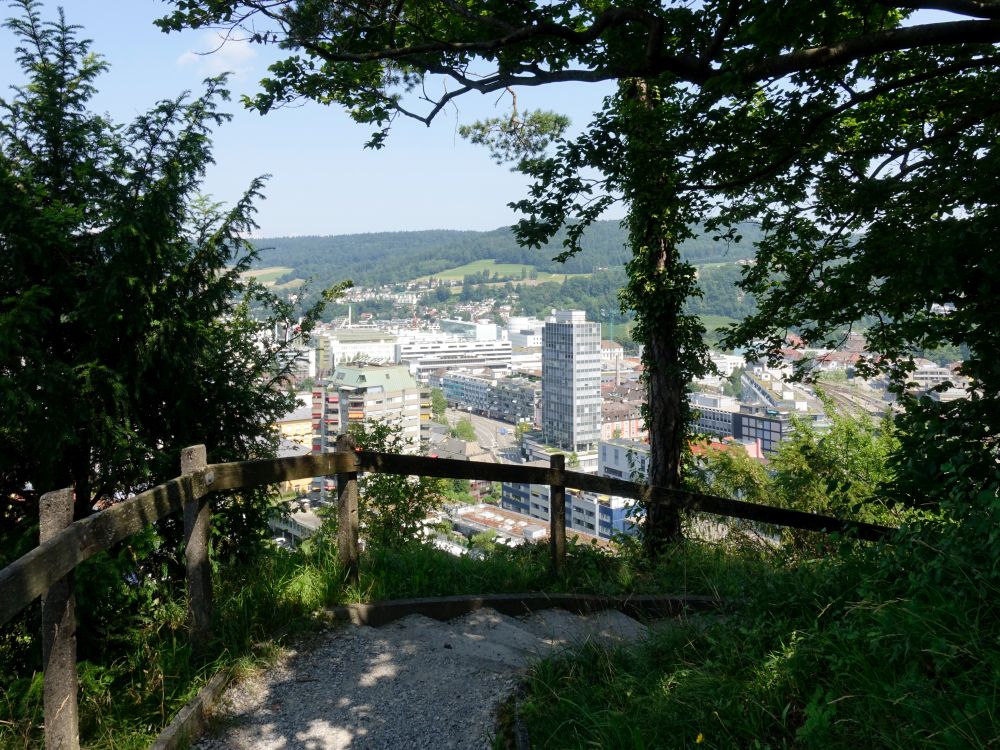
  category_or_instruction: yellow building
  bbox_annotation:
[276,399,313,494]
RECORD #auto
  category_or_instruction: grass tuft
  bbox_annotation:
[509,542,1000,749]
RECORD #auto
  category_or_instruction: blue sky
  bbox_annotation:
[0,1,619,238]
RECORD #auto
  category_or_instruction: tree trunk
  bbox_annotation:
[618,79,704,556]
[629,217,686,555]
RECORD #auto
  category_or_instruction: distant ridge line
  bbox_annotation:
[247,220,761,289]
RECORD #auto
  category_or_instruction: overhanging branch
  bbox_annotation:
[882,0,1000,19]
[747,19,1000,80]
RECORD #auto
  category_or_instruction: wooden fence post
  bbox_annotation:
[335,433,360,582]
[40,487,79,750]
[549,454,566,575]
[181,445,212,655]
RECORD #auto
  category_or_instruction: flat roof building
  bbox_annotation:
[542,310,602,453]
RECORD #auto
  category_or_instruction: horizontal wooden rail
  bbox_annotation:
[205,452,358,492]
[204,450,894,544]
[1,447,895,628]
[0,440,898,750]
[0,476,199,626]
[346,451,894,543]
[665,489,892,542]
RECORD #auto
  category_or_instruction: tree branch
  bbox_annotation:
[691,54,1000,192]
[167,3,1000,130]
[746,19,1000,80]
[701,0,743,65]
[884,0,1000,19]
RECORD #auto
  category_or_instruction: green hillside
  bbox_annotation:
[250,220,761,289]
[416,259,589,283]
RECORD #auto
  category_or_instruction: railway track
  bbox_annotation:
[818,382,899,419]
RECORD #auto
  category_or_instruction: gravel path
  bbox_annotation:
[193,607,648,750]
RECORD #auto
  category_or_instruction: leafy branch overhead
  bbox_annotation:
[159,1,1000,139]
[458,108,570,171]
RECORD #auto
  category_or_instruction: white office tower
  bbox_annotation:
[542,310,602,453]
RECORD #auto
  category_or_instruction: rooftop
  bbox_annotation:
[330,329,398,343]
[330,363,418,392]
[278,403,313,423]
[453,503,547,541]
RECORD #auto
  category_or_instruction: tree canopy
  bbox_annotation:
[0,0,308,542]
[157,2,1000,142]
[158,0,1000,550]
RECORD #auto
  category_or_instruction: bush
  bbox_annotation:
[344,420,446,549]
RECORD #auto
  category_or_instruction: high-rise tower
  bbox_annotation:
[541,310,602,453]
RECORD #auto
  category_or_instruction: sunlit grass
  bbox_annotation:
[510,546,1000,749]
[8,531,992,750]
[416,258,590,283]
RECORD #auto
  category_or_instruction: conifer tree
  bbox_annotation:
[0,0,307,552]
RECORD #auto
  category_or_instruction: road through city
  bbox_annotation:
[445,408,521,462]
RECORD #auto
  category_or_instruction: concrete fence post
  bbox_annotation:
[335,433,360,582]
[40,487,80,750]
[181,444,212,655]
[549,454,567,575]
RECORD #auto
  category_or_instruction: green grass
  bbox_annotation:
[699,314,741,348]
[419,259,590,283]
[599,316,738,347]
[508,540,1000,749]
[601,320,635,343]
[0,542,348,750]
[241,266,305,288]
[7,524,997,750]
[3,535,732,749]
[698,314,740,333]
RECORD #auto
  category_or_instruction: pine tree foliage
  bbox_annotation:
[0,0,307,547]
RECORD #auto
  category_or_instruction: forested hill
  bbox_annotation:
[250,220,761,287]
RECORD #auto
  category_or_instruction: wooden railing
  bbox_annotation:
[0,440,895,749]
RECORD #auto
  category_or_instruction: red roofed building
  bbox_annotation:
[690,436,766,462]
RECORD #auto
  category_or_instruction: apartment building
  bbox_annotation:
[441,372,539,424]
[500,471,634,540]
[601,400,646,441]
[311,363,430,498]
[542,310,602,453]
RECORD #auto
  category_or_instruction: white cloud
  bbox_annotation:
[177,32,257,79]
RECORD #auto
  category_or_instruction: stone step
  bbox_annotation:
[381,612,539,671]
[449,606,555,660]
[579,607,650,643]
[517,607,649,651]
[185,604,657,750]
